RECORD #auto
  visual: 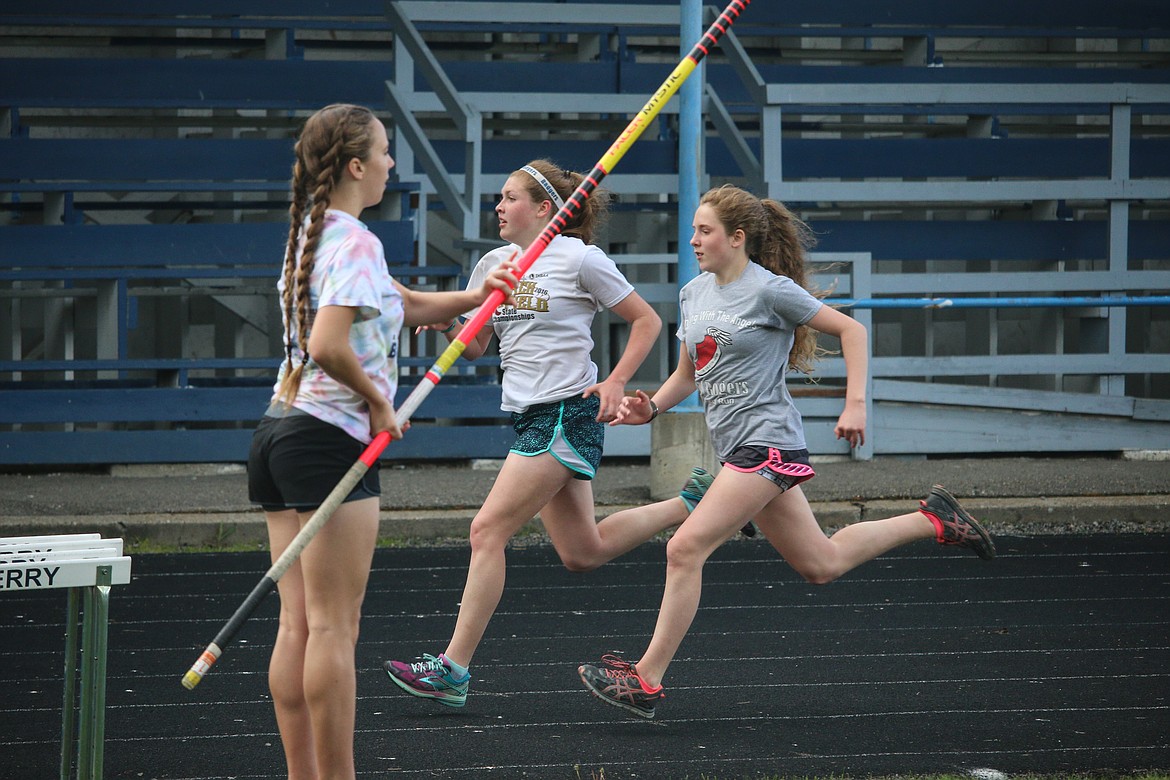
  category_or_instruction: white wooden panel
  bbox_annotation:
[0,555,131,590]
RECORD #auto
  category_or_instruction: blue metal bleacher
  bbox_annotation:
[0,19,454,465]
[0,383,511,465]
[2,1,1169,465]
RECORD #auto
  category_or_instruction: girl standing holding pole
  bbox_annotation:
[246,103,518,779]
[577,184,995,719]
[382,160,714,707]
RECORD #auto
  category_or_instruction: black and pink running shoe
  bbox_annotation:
[578,654,664,719]
[920,484,996,560]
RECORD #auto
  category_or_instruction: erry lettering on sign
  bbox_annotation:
[0,565,61,589]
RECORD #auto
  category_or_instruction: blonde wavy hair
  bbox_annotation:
[275,103,378,406]
[700,184,830,374]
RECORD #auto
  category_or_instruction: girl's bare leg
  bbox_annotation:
[444,452,572,667]
[298,497,379,780]
[266,509,318,780]
[756,486,934,585]
[541,480,690,573]
[634,471,780,687]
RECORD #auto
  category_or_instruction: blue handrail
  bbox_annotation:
[831,296,1170,309]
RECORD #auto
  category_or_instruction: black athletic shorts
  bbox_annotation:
[247,410,380,512]
[722,445,815,493]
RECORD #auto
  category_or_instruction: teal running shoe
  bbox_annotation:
[383,652,470,707]
[679,467,713,513]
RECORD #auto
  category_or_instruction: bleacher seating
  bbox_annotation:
[0,58,393,113]
[0,383,511,465]
[0,222,419,275]
[0,10,442,465]
[1,1,1168,465]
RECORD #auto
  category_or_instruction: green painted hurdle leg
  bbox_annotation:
[76,565,113,780]
[60,588,81,780]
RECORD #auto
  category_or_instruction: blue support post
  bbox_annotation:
[677,0,702,411]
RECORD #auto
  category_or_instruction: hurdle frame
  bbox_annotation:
[0,534,131,780]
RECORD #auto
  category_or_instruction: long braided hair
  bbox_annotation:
[514,159,610,245]
[699,184,828,374]
[275,103,377,406]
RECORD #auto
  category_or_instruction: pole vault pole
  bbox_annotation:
[182,0,751,691]
[397,0,750,428]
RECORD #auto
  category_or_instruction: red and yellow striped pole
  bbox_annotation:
[395,0,750,427]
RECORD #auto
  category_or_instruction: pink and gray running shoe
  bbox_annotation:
[920,484,996,560]
[578,654,664,719]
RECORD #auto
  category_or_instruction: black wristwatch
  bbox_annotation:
[647,398,660,422]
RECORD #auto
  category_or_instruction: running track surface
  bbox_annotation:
[3,534,1168,779]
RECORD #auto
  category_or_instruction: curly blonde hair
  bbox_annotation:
[699,184,827,374]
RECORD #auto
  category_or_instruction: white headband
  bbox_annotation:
[520,165,565,210]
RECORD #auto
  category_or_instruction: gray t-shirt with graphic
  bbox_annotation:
[676,261,823,459]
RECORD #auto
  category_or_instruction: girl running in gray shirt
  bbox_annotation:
[578,184,995,719]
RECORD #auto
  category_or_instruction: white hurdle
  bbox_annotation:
[1,534,132,780]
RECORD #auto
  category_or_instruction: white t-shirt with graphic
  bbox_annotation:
[467,235,634,413]
[677,261,822,459]
[274,210,404,443]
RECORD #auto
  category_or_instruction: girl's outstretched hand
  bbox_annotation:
[414,319,455,335]
[582,377,629,423]
[610,388,654,427]
[413,254,520,336]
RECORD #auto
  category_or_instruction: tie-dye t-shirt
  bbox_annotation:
[273,210,404,443]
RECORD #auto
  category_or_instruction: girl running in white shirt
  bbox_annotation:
[382,160,714,707]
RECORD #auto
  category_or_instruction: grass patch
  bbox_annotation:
[124,538,268,555]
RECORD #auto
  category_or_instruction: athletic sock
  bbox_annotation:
[440,653,469,680]
[919,508,946,542]
[636,674,663,693]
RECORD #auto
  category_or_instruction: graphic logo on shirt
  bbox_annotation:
[694,327,733,379]
[493,278,549,324]
[512,279,550,313]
